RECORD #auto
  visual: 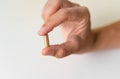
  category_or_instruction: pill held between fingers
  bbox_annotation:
[44,34,50,48]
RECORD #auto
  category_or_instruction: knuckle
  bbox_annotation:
[82,6,89,13]
[55,48,66,58]
[81,6,90,17]
[55,52,65,58]
[82,6,88,10]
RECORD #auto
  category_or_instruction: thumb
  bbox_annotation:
[42,41,74,58]
[42,35,82,58]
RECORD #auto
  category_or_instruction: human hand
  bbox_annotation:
[38,0,94,58]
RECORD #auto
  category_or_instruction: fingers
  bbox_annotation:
[39,8,69,35]
[38,6,89,36]
[41,0,61,20]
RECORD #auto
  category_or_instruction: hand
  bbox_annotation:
[38,0,94,58]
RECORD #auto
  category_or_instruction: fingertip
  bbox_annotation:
[38,25,54,36]
[38,28,46,36]
[42,47,54,56]
[42,51,49,56]
[38,31,43,36]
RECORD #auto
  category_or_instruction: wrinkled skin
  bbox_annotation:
[38,0,94,58]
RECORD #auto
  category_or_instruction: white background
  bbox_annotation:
[0,0,120,79]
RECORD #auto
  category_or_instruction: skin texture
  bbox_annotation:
[92,21,120,51]
[38,0,120,58]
